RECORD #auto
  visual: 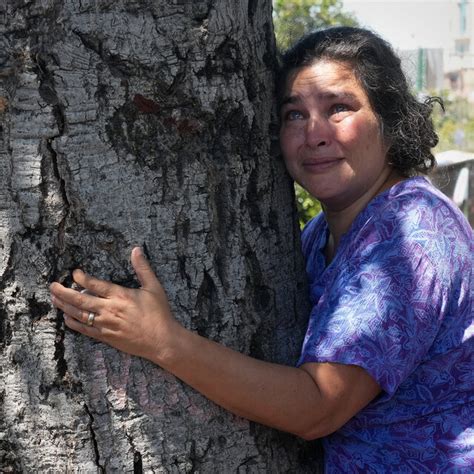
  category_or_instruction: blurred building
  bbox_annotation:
[400,48,444,92]
[444,0,474,101]
[399,0,474,101]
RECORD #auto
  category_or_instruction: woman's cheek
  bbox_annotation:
[336,117,361,142]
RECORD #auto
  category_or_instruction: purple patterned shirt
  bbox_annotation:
[298,177,473,472]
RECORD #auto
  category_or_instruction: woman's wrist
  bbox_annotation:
[145,316,187,370]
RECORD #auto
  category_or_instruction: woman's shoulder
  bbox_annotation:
[348,177,473,275]
[365,176,472,240]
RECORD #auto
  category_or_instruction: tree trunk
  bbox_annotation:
[0,1,321,471]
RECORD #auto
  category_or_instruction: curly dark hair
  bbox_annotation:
[278,26,441,176]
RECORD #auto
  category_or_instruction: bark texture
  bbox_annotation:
[0,1,321,471]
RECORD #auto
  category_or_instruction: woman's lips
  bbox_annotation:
[302,157,344,173]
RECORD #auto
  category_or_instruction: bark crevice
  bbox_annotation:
[133,451,143,474]
[126,432,143,474]
[84,403,104,473]
[32,53,72,382]
[0,246,15,348]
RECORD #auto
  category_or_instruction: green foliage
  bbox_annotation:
[295,183,322,228]
[273,0,358,51]
[431,91,474,152]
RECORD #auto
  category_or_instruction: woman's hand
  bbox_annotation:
[50,247,381,439]
[50,247,178,363]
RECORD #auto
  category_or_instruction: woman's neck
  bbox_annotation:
[323,169,405,263]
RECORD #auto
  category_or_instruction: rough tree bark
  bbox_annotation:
[0,1,321,471]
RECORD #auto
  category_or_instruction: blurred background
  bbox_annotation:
[273,0,474,228]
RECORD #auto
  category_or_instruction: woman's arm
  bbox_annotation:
[50,247,380,440]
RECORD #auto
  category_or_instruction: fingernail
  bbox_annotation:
[135,247,143,256]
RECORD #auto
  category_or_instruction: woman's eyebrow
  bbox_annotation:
[281,95,300,106]
[322,91,358,101]
[281,91,358,106]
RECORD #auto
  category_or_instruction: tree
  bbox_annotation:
[0,1,323,471]
[273,0,357,51]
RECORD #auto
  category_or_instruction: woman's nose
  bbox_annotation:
[305,116,331,148]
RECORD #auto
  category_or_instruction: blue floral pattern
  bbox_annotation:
[298,177,473,472]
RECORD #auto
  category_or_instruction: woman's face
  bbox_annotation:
[280,60,391,211]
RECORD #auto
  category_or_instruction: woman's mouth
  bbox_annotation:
[302,157,344,173]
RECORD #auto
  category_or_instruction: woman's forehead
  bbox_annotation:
[283,60,365,101]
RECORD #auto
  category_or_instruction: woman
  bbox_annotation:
[50,27,473,471]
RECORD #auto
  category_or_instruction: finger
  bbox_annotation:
[72,269,121,299]
[63,314,104,338]
[52,295,98,326]
[50,282,106,313]
[131,247,159,290]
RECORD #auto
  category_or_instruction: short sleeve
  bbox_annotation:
[297,206,448,396]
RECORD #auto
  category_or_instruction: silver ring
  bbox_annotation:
[86,312,96,327]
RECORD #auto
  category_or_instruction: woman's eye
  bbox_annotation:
[285,110,304,121]
[330,104,349,115]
